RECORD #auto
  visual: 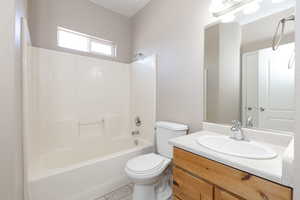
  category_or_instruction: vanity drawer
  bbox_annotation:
[173,166,214,200]
[215,188,242,200]
[173,148,292,200]
[173,196,181,200]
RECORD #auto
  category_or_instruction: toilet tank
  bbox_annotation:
[156,121,188,158]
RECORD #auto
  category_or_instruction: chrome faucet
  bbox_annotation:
[246,116,254,128]
[230,120,245,141]
[135,116,142,127]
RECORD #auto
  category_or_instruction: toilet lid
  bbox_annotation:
[126,153,168,174]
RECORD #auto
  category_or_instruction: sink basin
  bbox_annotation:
[196,135,277,159]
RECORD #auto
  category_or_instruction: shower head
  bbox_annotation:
[272,14,295,51]
[283,14,295,22]
[133,53,145,61]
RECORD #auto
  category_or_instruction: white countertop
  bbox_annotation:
[169,130,292,186]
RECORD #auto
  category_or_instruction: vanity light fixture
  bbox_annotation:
[210,0,260,18]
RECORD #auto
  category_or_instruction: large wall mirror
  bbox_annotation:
[204,0,296,132]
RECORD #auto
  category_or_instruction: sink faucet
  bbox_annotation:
[230,120,245,141]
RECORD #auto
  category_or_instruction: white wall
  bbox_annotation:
[218,23,241,124]
[131,55,157,143]
[0,0,27,199]
[28,0,132,63]
[28,47,132,164]
[294,2,300,199]
[205,24,220,123]
[0,1,17,198]
[21,18,33,200]
[132,0,214,132]
[205,23,241,124]
[26,48,157,180]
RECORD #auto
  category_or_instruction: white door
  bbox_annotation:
[130,55,157,142]
[259,43,295,132]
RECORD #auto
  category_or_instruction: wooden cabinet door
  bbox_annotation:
[173,167,213,200]
[173,196,181,200]
[215,188,241,200]
[174,148,292,200]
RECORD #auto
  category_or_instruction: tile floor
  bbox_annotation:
[95,184,133,200]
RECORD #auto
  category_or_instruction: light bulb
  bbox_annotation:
[221,14,236,23]
[243,2,260,15]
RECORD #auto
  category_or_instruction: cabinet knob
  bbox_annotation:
[259,191,269,200]
[173,180,179,187]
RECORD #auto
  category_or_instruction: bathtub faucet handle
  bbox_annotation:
[132,130,140,136]
[135,116,142,127]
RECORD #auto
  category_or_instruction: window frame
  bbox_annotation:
[57,26,117,58]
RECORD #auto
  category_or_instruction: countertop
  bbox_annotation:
[169,130,291,186]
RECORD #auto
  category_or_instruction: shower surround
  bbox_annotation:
[24,47,156,200]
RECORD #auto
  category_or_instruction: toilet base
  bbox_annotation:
[133,184,156,200]
[132,184,171,200]
[132,168,172,200]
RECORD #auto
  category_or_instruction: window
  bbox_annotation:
[57,27,116,57]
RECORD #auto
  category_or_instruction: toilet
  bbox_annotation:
[125,121,188,200]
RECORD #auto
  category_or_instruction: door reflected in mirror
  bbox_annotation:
[204,5,295,132]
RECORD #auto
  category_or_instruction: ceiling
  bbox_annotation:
[89,0,151,17]
[235,0,295,25]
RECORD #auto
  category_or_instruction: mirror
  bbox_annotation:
[204,1,295,132]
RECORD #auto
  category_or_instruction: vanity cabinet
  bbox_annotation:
[172,148,292,200]
[173,167,213,200]
[214,188,241,200]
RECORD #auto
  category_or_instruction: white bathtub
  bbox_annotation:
[29,138,153,200]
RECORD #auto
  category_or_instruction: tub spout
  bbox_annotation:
[132,130,140,136]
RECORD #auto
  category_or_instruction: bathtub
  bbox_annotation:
[29,138,153,200]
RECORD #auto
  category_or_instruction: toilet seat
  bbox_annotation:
[125,153,171,179]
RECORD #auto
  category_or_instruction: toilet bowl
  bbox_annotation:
[125,121,188,200]
[125,153,171,200]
